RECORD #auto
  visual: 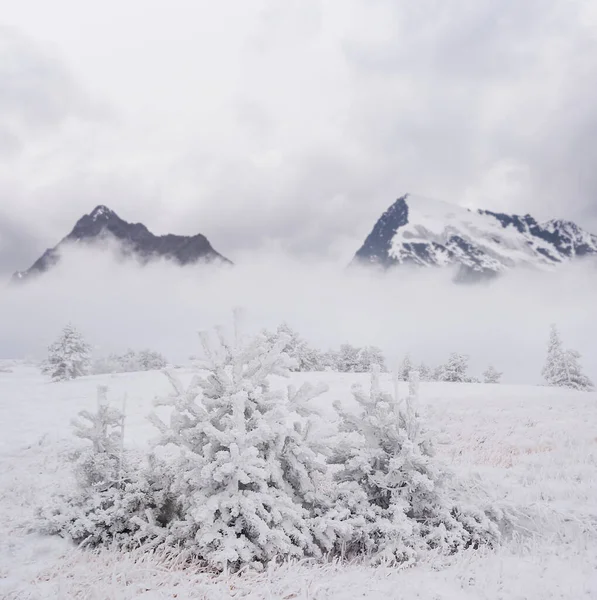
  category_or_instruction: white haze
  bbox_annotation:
[1,245,595,384]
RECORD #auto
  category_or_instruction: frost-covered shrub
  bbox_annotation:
[41,324,91,381]
[262,323,324,371]
[262,324,388,374]
[397,354,413,381]
[435,353,474,383]
[417,362,432,382]
[331,343,387,373]
[483,365,503,384]
[39,386,176,549]
[328,367,502,564]
[91,349,168,375]
[39,314,508,572]
[140,310,336,571]
[542,324,594,391]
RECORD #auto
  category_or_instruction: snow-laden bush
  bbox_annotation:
[91,349,168,375]
[435,353,476,383]
[262,324,388,374]
[329,343,387,373]
[397,354,414,381]
[39,312,507,573]
[328,367,503,564]
[483,365,503,384]
[542,324,594,391]
[417,362,432,382]
[39,386,177,548]
[141,310,337,571]
[262,323,324,372]
[41,324,91,381]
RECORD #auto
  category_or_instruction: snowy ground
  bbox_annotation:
[1,362,596,599]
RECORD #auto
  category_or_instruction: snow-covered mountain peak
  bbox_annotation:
[89,205,115,222]
[353,194,597,278]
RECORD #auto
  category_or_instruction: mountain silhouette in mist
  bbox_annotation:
[12,205,231,282]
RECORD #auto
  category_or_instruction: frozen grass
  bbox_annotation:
[1,367,596,598]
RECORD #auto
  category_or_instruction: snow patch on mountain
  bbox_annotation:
[353,194,597,277]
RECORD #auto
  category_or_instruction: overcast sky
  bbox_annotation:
[1,0,597,274]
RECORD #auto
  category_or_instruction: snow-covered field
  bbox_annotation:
[1,363,596,599]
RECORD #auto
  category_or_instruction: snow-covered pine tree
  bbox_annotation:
[263,322,324,371]
[542,324,564,386]
[542,324,594,391]
[137,349,168,371]
[398,354,413,381]
[436,353,470,383]
[39,386,175,548]
[359,345,388,372]
[41,324,91,381]
[328,366,501,564]
[145,310,335,571]
[560,349,594,391]
[336,343,362,372]
[418,362,432,382]
[483,365,503,384]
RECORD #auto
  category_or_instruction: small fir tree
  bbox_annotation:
[41,324,91,381]
[483,365,503,384]
[263,322,325,372]
[145,310,335,571]
[328,366,501,563]
[436,353,470,383]
[39,386,174,548]
[336,343,362,372]
[542,324,594,391]
[418,362,432,382]
[359,345,388,372]
[398,354,413,381]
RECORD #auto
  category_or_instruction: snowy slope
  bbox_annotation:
[1,365,596,599]
[353,194,597,278]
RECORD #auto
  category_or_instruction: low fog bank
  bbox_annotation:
[1,247,595,384]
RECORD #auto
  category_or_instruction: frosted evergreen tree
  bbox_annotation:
[418,362,432,382]
[39,386,174,548]
[559,349,594,391]
[359,345,388,372]
[483,365,503,384]
[542,324,594,391]
[145,310,336,571]
[263,322,325,371]
[436,353,470,383]
[542,324,564,386]
[336,343,361,372]
[137,349,168,371]
[41,324,91,381]
[329,366,501,563]
[398,354,413,381]
[333,344,387,373]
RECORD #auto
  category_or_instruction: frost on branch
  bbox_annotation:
[145,309,334,571]
[41,323,91,381]
[329,366,501,564]
[542,324,594,391]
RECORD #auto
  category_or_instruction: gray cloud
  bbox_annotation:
[0,27,110,154]
[0,214,41,277]
[1,0,597,272]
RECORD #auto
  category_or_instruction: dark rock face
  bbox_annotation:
[352,194,597,277]
[353,195,410,267]
[12,205,231,282]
